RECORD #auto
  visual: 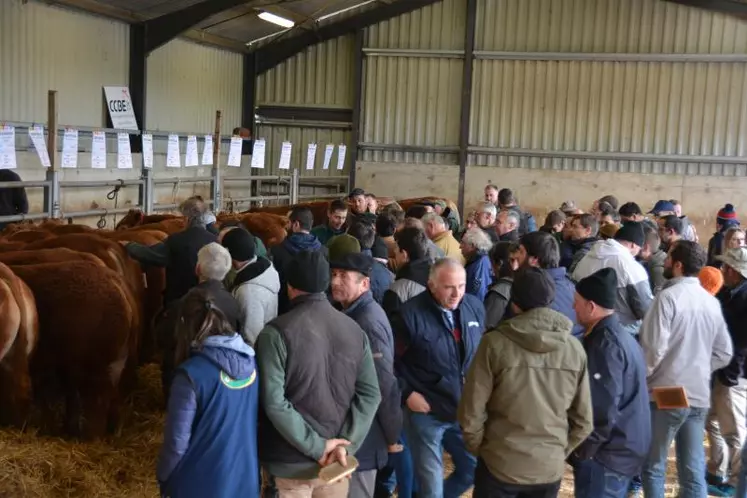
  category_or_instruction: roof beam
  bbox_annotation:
[665,0,747,18]
[254,0,444,74]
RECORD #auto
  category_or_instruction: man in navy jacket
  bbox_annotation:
[392,258,486,498]
[570,268,651,498]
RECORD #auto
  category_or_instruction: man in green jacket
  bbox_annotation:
[311,199,349,245]
[458,267,593,498]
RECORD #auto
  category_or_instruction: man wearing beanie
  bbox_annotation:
[221,227,280,346]
[459,267,592,498]
[709,203,741,267]
[639,241,732,497]
[330,253,402,497]
[255,250,381,497]
[393,258,485,497]
[570,268,651,498]
[572,221,653,336]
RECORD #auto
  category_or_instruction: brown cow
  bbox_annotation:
[10,261,133,439]
[0,248,107,268]
[115,209,180,230]
[247,200,332,227]
[0,263,38,427]
[4,230,54,244]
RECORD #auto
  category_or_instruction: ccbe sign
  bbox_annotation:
[103,86,139,131]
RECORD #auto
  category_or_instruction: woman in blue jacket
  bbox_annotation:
[460,227,495,301]
[157,289,259,498]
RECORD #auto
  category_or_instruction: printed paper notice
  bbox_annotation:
[166,134,180,168]
[336,144,347,171]
[28,126,51,168]
[322,144,334,170]
[306,143,317,170]
[251,139,266,169]
[185,135,199,167]
[0,126,16,170]
[91,131,107,169]
[278,141,292,170]
[117,133,133,169]
[227,137,242,167]
[202,135,213,165]
[142,134,153,169]
[61,129,79,169]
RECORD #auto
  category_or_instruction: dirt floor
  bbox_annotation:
[0,364,682,497]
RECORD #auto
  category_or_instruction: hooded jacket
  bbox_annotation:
[382,257,432,318]
[157,334,259,498]
[432,230,465,265]
[231,256,281,345]
[271,232,327,313]
[565,237,598,275]
[484,277,512,330]
[457,307,592,486]
[572,239,654,336]
[679,215,698,242]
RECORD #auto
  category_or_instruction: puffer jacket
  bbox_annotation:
[382,257,432,318]
[644,250,667,295]
[572,239,654,336]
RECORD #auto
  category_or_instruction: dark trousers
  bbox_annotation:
[473,460,560,498]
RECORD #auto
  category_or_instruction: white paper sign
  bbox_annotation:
[227,137,242,167]
[91,131,107,169]
[103,86,139,130]
[117,133,133,169]
[185,135,199,167]
[0,126,17,170]
[202,135,213,165]
[142,134,153,169]
[251,139,266,169]
[306,143,317,170]
[28,126,51,168]
[278,141,292,170]
[322,144,334,170]
[166,134,181,168]
[61,129,79,169]
[336,144,347,171]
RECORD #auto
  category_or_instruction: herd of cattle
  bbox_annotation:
[0,195,451,440]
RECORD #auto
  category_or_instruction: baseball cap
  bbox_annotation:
[648,200,675,215]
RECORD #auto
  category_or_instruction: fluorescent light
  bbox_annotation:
[258,11,295,28]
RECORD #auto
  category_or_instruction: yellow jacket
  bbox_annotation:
[432,230,465,265]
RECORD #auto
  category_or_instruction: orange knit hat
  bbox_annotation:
[698,266,724,296]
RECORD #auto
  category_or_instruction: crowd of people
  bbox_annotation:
[121,186,747,498]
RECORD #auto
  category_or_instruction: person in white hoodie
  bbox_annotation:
[221,227,280,346]
[571,221,654,336]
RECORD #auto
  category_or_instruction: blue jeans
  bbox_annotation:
[573,459,631,498]
[376,431,418,498]
[642,404,709,498]
[404,410,477,498]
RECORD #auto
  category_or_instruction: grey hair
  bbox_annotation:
[477,202,497,217]
[197,243,233,281]
[461,227,494,253]
[428,257,466,282]
[180,197,207,221]
[422,212,447,229]
[502,209,520,227]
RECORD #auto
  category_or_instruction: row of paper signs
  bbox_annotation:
[0,126,347,171]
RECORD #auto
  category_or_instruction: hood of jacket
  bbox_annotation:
[282,232,322,254]
[648,249,667,268]
[396,257,431,287]
[570,237,597,251]
[196,334,255,379]
[587,238,631,260]
[234,256,280,293]
[500,307,573,353]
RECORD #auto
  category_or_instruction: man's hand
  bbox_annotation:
[318,439,350,467]
[387,444,404,453]
[406,392,431,414]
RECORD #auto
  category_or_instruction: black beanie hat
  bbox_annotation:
[221,227,256,261]
[576,268,618,310]
[615,221,645,248]
[512,267,556,312]
[287,250,330,294]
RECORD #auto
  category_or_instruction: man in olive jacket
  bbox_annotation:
[458,267,593,498]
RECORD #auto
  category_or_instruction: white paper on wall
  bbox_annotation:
[61,128,79,169]
[202,135,214,165]
[117,133,133,169]
[306,143,317,170]
[91,131,107,169]
[142,134,154,169]
[278,141,292,170]
[336,144,347,171]
[185,135,199,167]
[28,126,51,168]
[0,126,17,170]
[166,134,181,168]
[251,139,266,169]
[227,137,243,167]
[322,144,334,170]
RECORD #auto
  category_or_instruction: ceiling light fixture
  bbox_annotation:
[258,11,295,28]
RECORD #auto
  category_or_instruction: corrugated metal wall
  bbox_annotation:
[147,39,243,134]
[360,0,466,164]
[0,0,129,127]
